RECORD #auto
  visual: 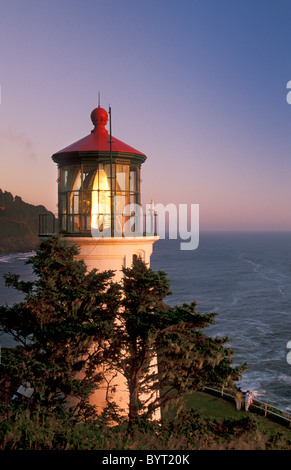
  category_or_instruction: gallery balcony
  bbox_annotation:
[38,212,158,238]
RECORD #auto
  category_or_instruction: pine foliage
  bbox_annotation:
[0,237,247,425]
[0,235,120,416]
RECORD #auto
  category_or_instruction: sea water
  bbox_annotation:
[1,232,291,412]
[0,251,36,347]
[151,232,291,413]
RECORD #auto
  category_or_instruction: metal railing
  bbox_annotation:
[203,387,291,428]
[39,213,57,236]
[39,212,158,238]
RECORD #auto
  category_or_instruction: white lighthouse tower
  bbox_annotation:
[46,102,159,417]
[50,104,158,281]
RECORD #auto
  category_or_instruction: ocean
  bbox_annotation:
[1,232,291,413]
[151,232,291,413]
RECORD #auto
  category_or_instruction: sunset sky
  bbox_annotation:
[0,0,291,231]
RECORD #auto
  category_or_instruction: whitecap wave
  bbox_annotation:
[278,375,291,383]
[238,252,261,273]
[0,255,14,263]
[0,251,35,263]
[17,252,35,261]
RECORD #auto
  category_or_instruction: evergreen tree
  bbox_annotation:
[108,258,247,426]
[0,239,246,426]
[0,235,121,416]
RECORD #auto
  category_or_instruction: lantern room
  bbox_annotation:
[51,105,150,238]
[42,102,159,276]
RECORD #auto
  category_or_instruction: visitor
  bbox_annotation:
[235,389,243,410]
[244,390,253,412]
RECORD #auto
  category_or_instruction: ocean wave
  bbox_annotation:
[238,251,261,273]
[0,255,14,263]
[17,252,35,261]
[0,251,35,263]
[239,380,267,398]
[278,375,291,383]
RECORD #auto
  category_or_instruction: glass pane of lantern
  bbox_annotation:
[114,193,130,235]
[91,165,111,231]
[66,167,81,191]
[96,164,111,191]
[116,164,129,191]
[127,194,141,235]
[82,165,96,190]
[73,215,79,232]
[68,191,80,214]
[104,163,115,191]
[60,168,69,191]
[60,214,67,232]
[73,192,79,213]
[75,170,82,191]
[130,167,137,192]
[82,191,91,214]
[59,193,66,214]
[84,215,91,231]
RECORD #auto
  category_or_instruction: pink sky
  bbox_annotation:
[0,1,291,232]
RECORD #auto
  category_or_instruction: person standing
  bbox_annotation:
[235,390,243,410]
[244,390,253,411]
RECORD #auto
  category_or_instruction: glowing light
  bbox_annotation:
[91,169,111,232]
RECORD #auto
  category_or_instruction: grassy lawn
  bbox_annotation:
[182,390,291,436]
[163,388,291,430]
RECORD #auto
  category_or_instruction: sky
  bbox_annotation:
[0,0,291,231]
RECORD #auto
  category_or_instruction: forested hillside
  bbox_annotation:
[0,189,53,253]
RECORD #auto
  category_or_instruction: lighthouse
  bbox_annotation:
[48,103,158,281]
[43,102,160,417]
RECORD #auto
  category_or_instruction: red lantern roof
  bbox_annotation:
[53,106,146,157]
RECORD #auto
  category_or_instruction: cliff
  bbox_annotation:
[0,189,54,253]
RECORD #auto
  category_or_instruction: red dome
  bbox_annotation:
[52,106,146,160]
[90,106,108,130]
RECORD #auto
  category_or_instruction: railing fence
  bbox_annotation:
[204,386,291,428]
[38,213,158,237]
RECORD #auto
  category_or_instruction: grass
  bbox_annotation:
[185,390,291,432]
[1,390,291,450]
[184,390,291,444]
